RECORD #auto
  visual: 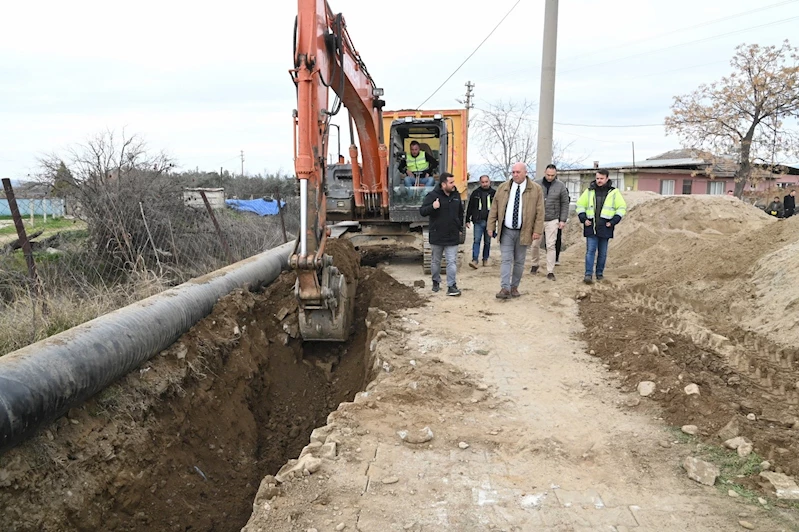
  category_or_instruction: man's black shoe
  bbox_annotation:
[447,285,462,296]
[530,265,539,274]
[432,281,440,292]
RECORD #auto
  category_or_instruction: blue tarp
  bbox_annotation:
[225,198,285,216]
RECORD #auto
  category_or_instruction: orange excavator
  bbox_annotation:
[291,0,468,341]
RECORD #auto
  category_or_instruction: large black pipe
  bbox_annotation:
[0,242,294,453]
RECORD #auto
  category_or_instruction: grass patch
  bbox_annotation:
[0,276,168,357]
[666,425,697,445]
[0,217,80,236]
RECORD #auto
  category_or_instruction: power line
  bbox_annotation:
[560,15,799,74]
[559,0,799,66]
[416,0,521,109]
[554,122,663,128]
[474,100,664,128]
[616,60,728,82]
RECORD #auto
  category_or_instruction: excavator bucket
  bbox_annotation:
[296,258,356,342]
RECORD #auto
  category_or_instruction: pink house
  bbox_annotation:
[559,149,799,196]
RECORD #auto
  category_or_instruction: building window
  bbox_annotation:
[661,180,675,195]
[682,180,692,195]
[707,181,725,195]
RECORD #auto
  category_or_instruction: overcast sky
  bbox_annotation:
[2,0,798,179]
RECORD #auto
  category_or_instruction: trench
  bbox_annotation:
[0,242,422,532]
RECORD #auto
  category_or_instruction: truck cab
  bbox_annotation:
[388,115,448,223]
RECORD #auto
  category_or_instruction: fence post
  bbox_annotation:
[43,198,48,224]
[29,199,34,226]
[199,190,235,264]
[275,189,288,244]
[2,179,47,315]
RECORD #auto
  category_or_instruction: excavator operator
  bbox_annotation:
[400,141,438,187]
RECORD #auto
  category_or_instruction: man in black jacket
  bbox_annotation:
[420,172,464,296]
[466,174,495,268]
[784,190,796,218]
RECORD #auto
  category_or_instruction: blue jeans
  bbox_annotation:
[585,236,609,278]
[431,244,458,287]
[404,175,434,187]
[471,220,490,261]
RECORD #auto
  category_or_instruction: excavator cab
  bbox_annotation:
[388,116,449,223]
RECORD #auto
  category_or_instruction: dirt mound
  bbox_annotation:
[359,267,425,312]
[0,250,422,530]
[326,238,360,282]
[580,288,799,498]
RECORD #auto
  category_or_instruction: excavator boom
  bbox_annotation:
[291,0,387,341]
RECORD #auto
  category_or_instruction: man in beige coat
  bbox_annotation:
[487,162,545,299]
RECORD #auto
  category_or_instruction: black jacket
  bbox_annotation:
[784,194,795,214]
[419,185,464,246]
[466,186,496,223]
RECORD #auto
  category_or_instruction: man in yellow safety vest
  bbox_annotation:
[575,168,627,284]
[400,141,438,187]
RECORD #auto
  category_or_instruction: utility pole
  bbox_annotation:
[240,150,245,177]
[458,81,475,111]
[535,0,558,180]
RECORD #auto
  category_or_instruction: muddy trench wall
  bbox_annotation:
[0,253,421,531]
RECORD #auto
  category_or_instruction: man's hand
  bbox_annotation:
[433,198,440,209]
[558,221,566,230]
[585,220,592,226]
[406,170,413,177]
[533,232,541,241]
[466,222,471,229]
[605,221,612,227]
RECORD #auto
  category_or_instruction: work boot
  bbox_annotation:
[555,260,560,266]
[482,259,488,267]
[496,288,511,299]
[447,285,462,297]
[432,281,440,292]
[469,260,478,269]
[547,273,555,281]
[596,275,604,282]
[583,275,593,285]
[530,265,539,274]
[510,286,521,298]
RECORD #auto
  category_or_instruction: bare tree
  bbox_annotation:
[665,40,799,196]
[38,130,178,273]
[473,99,587,179]
[473,99,538,179]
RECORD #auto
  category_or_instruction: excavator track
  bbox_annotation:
[422,229,448,275]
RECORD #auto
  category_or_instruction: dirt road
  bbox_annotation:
[243,248,797,531]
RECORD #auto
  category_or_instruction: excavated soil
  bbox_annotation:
[577,193,799,502]
[0,242,423,532]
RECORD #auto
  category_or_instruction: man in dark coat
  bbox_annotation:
[419,172,464,296]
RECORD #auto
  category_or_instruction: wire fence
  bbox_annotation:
[0,186,300,356]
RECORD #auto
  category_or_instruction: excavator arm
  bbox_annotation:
[291,0,388,341]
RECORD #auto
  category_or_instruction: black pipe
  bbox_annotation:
[0,242,294,454]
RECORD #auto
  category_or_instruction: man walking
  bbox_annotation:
[466,174,496,268]
[531,164,569,281]
[419,172,464,296]
[784,190,796,218]
[575,169,627,284]
[487,162,544,299]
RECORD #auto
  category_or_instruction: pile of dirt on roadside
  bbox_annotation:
[579,289,799,502]
[0,245,424,532]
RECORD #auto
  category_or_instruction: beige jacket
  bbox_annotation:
[487,177,545,246]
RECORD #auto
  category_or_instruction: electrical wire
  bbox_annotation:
[474,100,664,129]
[559,0,799,65]
[560,15,799,74]
[416,0,521,109]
